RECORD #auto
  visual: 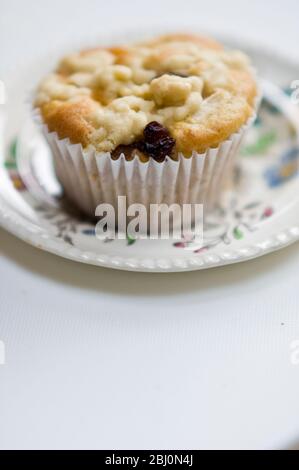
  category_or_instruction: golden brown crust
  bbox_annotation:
[35,33,258,156]
[171,91,253,154]
[40,98,96,146]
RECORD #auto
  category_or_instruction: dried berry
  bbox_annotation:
[143,121,170,143]
[111,122,176,162]
[137,121,176,162]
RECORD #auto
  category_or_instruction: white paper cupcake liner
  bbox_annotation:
[32,104,257,219]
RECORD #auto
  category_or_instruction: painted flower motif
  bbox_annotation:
[126,234,137,246]
[262,207,274,219]
[173,200,274,254]
[193,247,209,254]
[10,172,26,191]
[81,227,137,246]
[4,138,27,191]
[242,130,277,156]
[233,227,244,240]
[264,146,299,187]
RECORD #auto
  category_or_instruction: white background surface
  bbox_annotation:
[1,0,299,450]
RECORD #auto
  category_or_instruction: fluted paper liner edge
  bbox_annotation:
[32,106,257,218]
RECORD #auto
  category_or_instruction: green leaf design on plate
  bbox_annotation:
[5,138,18,170]
[233,227,244,240]
[127,234,136,246]
[242,131,277,156]
[10,138,17,159]
[4,161,17,170]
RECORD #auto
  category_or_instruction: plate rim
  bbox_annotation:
[0,194,299,272]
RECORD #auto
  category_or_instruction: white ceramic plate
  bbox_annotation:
[0,38,299,272]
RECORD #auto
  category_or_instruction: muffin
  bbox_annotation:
[33,33,258,218]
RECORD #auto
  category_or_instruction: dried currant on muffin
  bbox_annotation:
[136,121,176,162]
[112,122,176,162]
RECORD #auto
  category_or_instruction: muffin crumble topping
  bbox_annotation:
[36,33,257,157]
